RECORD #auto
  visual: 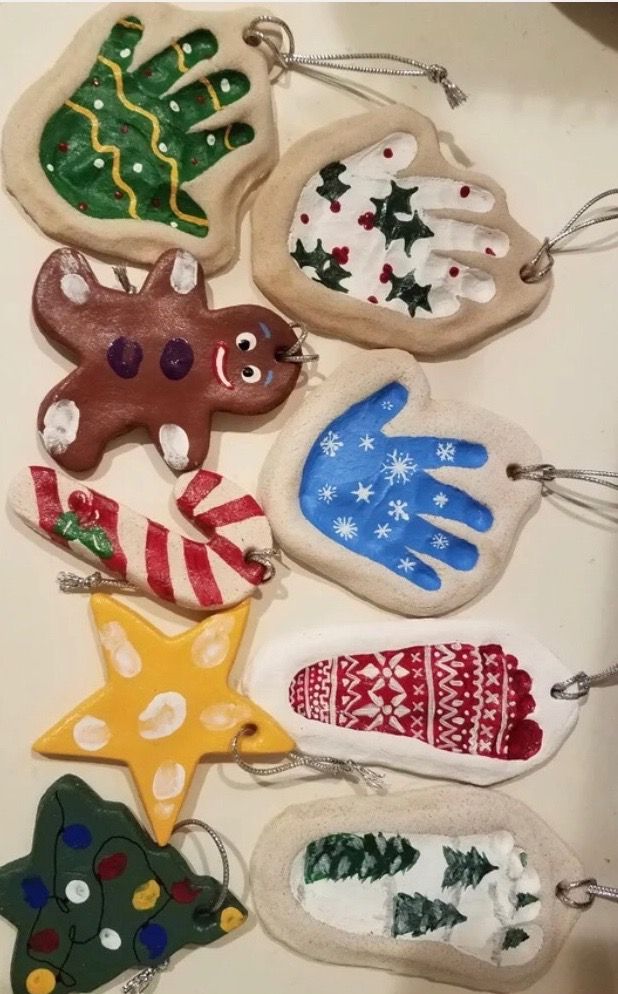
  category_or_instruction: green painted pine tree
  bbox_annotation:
[316,162,351,204]
[392,892,467,938]
[502,927,530,950]
[515,892,539,910]
[442,846,498,889]
[304,832,420,884]
[370,181,434,254]
[291,238,351,292]
[385,270,432,316]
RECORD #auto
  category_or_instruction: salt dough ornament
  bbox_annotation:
[0,775,247,994]
[34,247,301,473]
[10,466,274,611]
[260,348,541,615]
[251,788,586,992]
[3,3,278,271]
[34,597,295,845]
[252,104,551,357]
[243,621,588,786]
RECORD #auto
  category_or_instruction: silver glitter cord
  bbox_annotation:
[122,961,168,994]
[113,265,137,294]
[556,878,618,909]
[278,325,319,364]
[243,15,466,108]
[231,725,384,789]
[552,662,618,701]
[509,464,618,493]
[521,188,618,283]
[245,547,282,582]
[57,570,136,593]
[172,819,230,913]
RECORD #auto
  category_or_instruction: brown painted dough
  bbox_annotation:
[35,248,300,473]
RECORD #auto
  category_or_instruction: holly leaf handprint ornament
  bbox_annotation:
[252,105,551,356]
[259,349,541,615]
[3,3,277,270]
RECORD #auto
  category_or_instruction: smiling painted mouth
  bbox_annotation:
[212,342,233,389]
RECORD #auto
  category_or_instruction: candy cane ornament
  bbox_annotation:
[9,466,273,611]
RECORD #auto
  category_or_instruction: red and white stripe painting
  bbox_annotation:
[9,466,273,611]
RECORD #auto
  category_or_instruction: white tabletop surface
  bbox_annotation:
[0,3,617,993]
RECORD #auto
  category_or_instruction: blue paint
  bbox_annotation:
[138,922,168,959]
[258,322,272,339]
[62,823,92,849]
[264,370,274,386]
[107,337,143,378]
[21,877,49,909]
[160,338,194,380]
[299,382,493,592]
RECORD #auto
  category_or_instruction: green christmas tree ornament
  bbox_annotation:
[0,776,247,994]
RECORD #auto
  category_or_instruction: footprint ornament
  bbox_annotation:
[252,104,550,356]
[3,3,277,270]
[260,349,541,615]
[251,789,584,992]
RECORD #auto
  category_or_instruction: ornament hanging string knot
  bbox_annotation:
[520,188,618,283]
[57,570,136,594]
[121,962,168,994]
[557,878,618,909]
[551,661,618,700]
[231,724,385,788]
[243,15,467,108]
[508,463,618,494]
[277,324,319,364]
[245,546,282,581]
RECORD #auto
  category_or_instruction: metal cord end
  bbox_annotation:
[556,878,618,909]
[245,547,282,582]
[113,265,137,294]
[552,661,618,699]
[122,962,168,994]
[277,324,319,364]
[508,464,618,492]
[57,571,136,594]
[427,64,467,108]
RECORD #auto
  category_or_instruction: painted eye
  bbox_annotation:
[241,365,262,384]
[236,332,257,352]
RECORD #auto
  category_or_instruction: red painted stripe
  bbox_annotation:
[30,466,65,538]
[145,520,175,603]
[176,470,222,517]
[196,494,264,529]
[182,538,222,607]
[208,533,264,585]
[89,491,127,578]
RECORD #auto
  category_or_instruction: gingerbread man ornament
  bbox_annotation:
[35,248,301,472]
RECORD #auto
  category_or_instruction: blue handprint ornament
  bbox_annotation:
[260,350,542,615]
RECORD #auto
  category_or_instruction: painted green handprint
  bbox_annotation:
[40,16,254,236]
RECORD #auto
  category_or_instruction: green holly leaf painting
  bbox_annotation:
[53,513,113,560]
[370,181,434,255]
[316,162,351,205]
[40,16,255,237]
[385,269,432,317]
[502,927,530,950]
[291,238,351,292]
[53,511,81,542]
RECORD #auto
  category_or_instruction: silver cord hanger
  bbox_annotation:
[509,464,618,494]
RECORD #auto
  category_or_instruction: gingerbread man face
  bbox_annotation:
[34,248,301,472]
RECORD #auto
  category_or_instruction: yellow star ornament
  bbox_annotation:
[34,596,295,845]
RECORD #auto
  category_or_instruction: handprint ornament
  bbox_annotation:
[252,105,550,357]
[3,3,277,270]
[260,349,541,615]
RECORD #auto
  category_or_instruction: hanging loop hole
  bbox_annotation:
[245,547,282,582]
[243,15,295,68]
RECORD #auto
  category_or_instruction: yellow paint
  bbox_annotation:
[26,970,56,994]
[132,878,161,910]
[64,99,139,218]
[223,125,234,151]
[118,18,143,31]
[97,54,209,229]
[172,43,189,74]
[219,906,246,932]
[34,597,295,845]
[201,76,222,112]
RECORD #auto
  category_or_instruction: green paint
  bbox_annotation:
[520,852,528,867]
[502,927,530,950]
[316,162,351,204]
[392,892,467,938]
[370,181,434,255]
[304,832,420,884]
[386,269,432,316]
[291,238,351,292]
[441,846,499,890]
[53,511,114,559]
[39,16,255,237]
[515,892,539,910]
[0,776,246,994]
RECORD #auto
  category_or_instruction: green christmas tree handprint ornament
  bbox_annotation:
[4,4,277,269]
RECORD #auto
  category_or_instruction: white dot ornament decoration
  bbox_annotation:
[260,348,542,616]
[252,104,550,357]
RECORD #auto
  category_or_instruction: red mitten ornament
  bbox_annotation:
[34,248,302,473]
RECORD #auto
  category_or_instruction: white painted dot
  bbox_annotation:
[200,703,250,731]
[206,134,216,147]
[73,715,110,752]
[94,158,105,169]
[66,879,90,904]
[153,761,186,801]
[170,221,178,228]
[182,42,192,54]
[120,48,131,58]
[99,928,121,951]
[138,691,187,740]
[220,77,231,94]
[46,163,54,172]
[158,142,168,152]
[169,100,180,112]
[98,622,142,678]
[133,162,143,174]
[94,99,104,110]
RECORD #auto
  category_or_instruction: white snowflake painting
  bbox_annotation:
[433,491,449,509]
[333,516,358,541]
[436,442,456,463]
[374,523,392,540]
[318,485,338,503]
[359,434,375,452]
[388,500,410,522]
[381,449,418,485]
[398,556,416,573]
[431,533,450,551]
[320,431,344,458]
[352,482,375,504]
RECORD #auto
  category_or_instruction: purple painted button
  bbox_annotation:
[107,337,143,378]
[160,338,194,380]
